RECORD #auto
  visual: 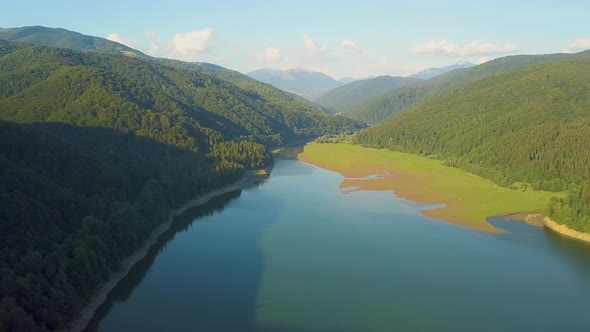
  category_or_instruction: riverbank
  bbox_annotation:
[298,143,560,233]
[68,169,270,332]
[544,217,590,244]
[506,213,546,227]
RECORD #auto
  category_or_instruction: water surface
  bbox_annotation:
[86,160,590,332]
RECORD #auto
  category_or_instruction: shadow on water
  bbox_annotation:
[85,190,247,331]
[544,227,590,279]
[491,216,590,282]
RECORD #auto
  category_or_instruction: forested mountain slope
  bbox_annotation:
[0,26,145,57]
[0,39,362,332]
[0,121,264,332]
[0,40,363,148]
[315,75,422,113]
[347,50,590,124]
[0,26,338,116]
[355,57,590,193]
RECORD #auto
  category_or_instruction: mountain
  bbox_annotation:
[347,50,590,124]
[0,26,336,116]
[0,40,362,147]
[315,76,423,113]
[355,56,590,194]
[247,68,343,100]
[339,77,360,84]
[0,25,146,57]
[409,61,474,80]
[0,38,364,331]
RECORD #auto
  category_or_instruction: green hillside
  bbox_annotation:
[0,26,145,57]
[0,39,363,331]
[0,40,363,148]
[347,50,590,124]
[0,26,337,116]
[0,120,263,332]
[315,75,422,113]
[355,57,590,232]
[355,57,590,191]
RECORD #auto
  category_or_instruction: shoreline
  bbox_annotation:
[297,143,558,234]
[544,217,590,244]
[67,170,270,332]
[496,212,546,227]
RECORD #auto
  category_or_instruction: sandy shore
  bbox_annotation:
[67,173,267,332]
[544,217,590,244]
[506,213,546,227]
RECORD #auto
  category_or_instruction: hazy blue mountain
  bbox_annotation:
[409,61,475,80]
[247,68,343,100]
[315,76,423,113]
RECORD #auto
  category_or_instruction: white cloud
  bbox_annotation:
[170,28,214,59]
[461,41,517,56]
[134,28,216,62]
[107,33,139,49]
[410,40,518,57]
[563,38,590,53]
[256,47,283,61]
[341,39,361,53]
[409,40,457,55]
[475,56,492,64]
[303,34,329,58]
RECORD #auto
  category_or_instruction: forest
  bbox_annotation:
[345,49,590,124]
[0,39,361,332]
[355,57,590,232]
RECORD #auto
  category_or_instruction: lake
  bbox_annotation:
[85,159,590,332]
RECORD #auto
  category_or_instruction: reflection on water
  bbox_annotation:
[87,160,590,332]
[85,190,245,331]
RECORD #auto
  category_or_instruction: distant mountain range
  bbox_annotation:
[409,61,475,80]
[247,68,343,101]
[315,76,422,113]
[345,51,590,124]
[338,76,372,84]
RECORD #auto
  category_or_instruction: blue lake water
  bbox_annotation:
[85,159,590,332]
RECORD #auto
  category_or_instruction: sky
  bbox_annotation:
[2,0,590,78]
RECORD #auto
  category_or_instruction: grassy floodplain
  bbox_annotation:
[298,143,562,232]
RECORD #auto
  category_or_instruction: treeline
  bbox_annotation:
[355,57,590,230]
[549,182,590,233]
[314,134,353,144]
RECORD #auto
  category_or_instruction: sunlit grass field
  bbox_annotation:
[298,143,562,232]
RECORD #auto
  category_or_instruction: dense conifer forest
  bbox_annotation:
[0,38,362,331]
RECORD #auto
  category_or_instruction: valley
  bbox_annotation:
[1,4,590,331]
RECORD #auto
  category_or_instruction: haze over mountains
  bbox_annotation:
[315,76,422,113]
[408,61,475,80]
[2,22,590,332]
[247,68,343,101]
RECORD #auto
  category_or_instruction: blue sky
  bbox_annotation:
[2,0,589,78]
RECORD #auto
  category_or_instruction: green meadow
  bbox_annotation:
[298,143,562,232]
